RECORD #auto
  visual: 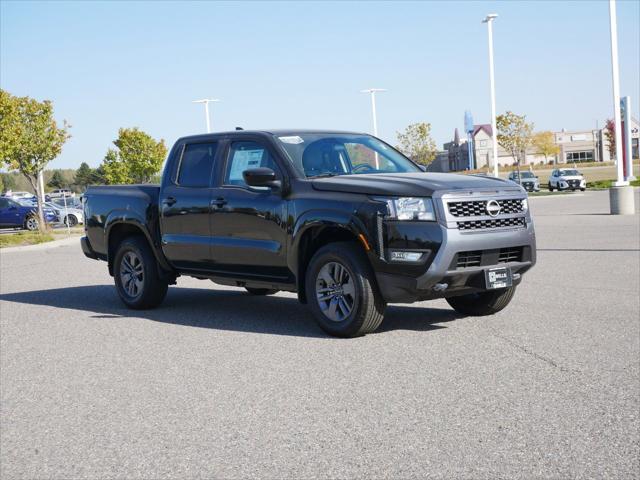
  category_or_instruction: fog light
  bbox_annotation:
[389,251,424,262]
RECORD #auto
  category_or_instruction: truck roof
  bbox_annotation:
[176,129,368,143]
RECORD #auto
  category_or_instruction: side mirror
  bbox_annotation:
[243,167,281,189]
[418,164,427,172]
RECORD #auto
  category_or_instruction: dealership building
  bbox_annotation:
[432,117,639,172]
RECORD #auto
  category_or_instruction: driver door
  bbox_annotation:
[208,139,290,281]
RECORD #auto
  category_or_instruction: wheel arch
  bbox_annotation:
[105,216,173,277]
[291,211,373,304]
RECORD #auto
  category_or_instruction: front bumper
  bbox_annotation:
[375,220,536,303]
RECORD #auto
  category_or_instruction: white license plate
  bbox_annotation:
[485,267,513,289]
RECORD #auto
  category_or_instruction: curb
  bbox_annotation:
[0,235,82,254]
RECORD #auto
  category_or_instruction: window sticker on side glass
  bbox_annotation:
[278,136,304,144]
[229,149,263,181]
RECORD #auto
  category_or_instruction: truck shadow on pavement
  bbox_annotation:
[0,285,460,338]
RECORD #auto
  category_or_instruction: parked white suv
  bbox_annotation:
[548,168,586,192]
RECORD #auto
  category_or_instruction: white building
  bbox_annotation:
[440,118,639,172]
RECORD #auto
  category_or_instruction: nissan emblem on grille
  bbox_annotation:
[486,200,501,217]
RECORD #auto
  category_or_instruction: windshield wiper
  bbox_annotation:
[307,172,338,179]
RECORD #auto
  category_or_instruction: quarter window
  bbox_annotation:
[224,142,278,187]
[177,142,218,187]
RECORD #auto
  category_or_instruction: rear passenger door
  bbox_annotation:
[160,141,219,270]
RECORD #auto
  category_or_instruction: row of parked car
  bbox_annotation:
[507,168,587,193]
[0,191,84,231]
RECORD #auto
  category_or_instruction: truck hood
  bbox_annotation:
[311,173,516,196]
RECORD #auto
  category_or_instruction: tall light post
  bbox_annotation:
[192,98,220,133]
[607,0,634,214]
[360,88,386,137]
[361,88,386,168]
[482,13,499,178]
[607,1,625,186]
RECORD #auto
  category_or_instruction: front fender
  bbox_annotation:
[289,208,371,280]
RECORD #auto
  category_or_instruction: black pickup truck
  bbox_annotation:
[82,130,536,337]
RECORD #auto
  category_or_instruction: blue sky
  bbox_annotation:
[1,0,639,169]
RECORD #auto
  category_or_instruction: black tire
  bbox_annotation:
[113,236,168,309]
[446,286,517,316]
[64,215,78,227]
[24,215,39,231]
[580,188,586,191]
[548,184,554,192]
[245,287,277,296]
[305,242,386,337]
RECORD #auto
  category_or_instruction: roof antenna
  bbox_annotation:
[235,127,244,131]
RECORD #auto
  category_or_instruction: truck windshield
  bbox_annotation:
[275,133,421,178]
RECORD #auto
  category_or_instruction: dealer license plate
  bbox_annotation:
[485,267,513,289]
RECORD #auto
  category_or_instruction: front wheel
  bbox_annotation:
[24,215,39,231]
[446,287,517,316]
[548,184,554,192]
[64,215,78,227]
[113,236,168,309]
[305,242,386,337]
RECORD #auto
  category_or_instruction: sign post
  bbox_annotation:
[620,97,636,181]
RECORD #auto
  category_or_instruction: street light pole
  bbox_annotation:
[607,0,626,186]
[482,14,499,178]
[361,88,387,168]
[192,99,220,133]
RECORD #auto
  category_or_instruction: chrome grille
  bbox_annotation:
[448,198,525,217]
[457,217,526,231]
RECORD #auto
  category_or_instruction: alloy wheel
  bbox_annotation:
[120,251,144,298]
[315,261,356,322]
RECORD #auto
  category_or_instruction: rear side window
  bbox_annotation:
[177,142,218,187]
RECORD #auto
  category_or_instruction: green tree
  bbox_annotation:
[0,172,17,193]
[496,111,534,178]
[396,122,437,166]
[0,90,70,230]
[74,162,98,190]
[47,170,66,189]
[100,127,167,184]
[532,131,559,165]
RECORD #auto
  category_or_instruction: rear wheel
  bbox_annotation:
[446,287,516,316]
[305,242,385,337]
[24,215,39,231]
[113,236,168,309]
[245,287,277,296]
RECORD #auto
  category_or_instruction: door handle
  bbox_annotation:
[211,197,227,209]
[163,196,177,206]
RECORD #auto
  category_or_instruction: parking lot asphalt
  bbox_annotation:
[1,190,638,479]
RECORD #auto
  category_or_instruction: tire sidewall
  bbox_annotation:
[25,216,39,231]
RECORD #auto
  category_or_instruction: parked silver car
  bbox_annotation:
[507,170,540,192]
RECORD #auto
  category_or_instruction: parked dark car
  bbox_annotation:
[0,197,58,230]
[82,130,536,337]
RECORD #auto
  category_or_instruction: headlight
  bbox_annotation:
[379,197,436,221]
[522,198,528,213]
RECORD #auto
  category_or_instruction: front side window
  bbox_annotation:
[177,142,218,187]
[224,141,278,187]
[276,133,420,178]
[0,198,9,208]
